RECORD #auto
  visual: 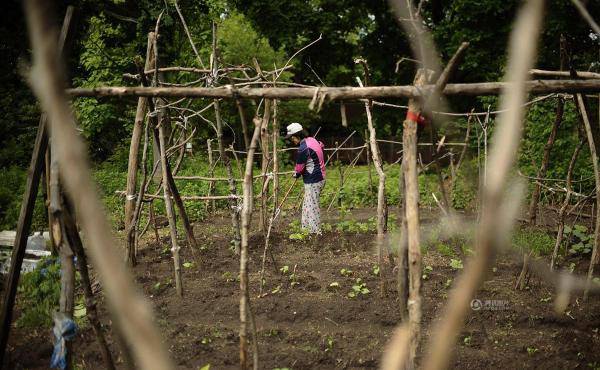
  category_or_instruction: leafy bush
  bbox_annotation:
[16,257,61,328]
[564,224,593,255]
[0,166,47,231]
[512,227,554,256]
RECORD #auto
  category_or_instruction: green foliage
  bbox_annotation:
[512,227,554,256]
[219,13,289,74]
[449,258,464,270]
[565,224,594,255]
[16,257,61,328]
[0,166,47,231]
[347,278,369,298]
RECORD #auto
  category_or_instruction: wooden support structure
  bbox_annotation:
[211,22,242,254]
[578,93,600,300]
[206,139,216,212]
[551,130,585,270]
[67,79,600,100]
[215,99,242,254]
[0,6,74,364]
[240,116,263,370]
[124,32,155,247]
[0,117,49,365]
[528,37,567,225]
[403,68,434,366]
[258,100,273,233]
[359,62,389,296]
[63,201,115,370]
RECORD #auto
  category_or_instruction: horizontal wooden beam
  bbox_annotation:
[66,79,600,100]
[529,69,600,79]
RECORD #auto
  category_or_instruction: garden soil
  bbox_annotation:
[5,208,600,369]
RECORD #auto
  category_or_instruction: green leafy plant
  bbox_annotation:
[348,278,370,298]
[372,265,380,276]
[340,268,353,277]
[450,258,464,270]
[289,229,309,240]
[565,225,593,255]
[324,335,334,352]
[422,265,434,280]
[16,257,61,328]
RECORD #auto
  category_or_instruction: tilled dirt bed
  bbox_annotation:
[6,209,600,369]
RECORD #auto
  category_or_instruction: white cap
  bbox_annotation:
[285,122,303,139]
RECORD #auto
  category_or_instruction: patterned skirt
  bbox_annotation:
[302,180,325,234]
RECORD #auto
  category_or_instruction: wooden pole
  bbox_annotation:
[206,139,215,212]
[24,1,173,367]
[403,68,434,366]
[63,202,115,370]
[272,100,280,211]
[551,136,584,270]
[0,119,48,364]
[124,32,155,241]
[528,37,567,225]
[237,99,251,150]
[212,22,242,254]
[240,116,263,370]
[258,100,272,232]
[365,130,373,197]
[215,100,242,254]
[336,141,344,207]
[126,117,151,265]
[155,109,183,296]
[578,94,600,300]
[0,6,74,363]
[66,79,600,99]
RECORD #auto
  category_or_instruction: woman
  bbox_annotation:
[285,122,326,235]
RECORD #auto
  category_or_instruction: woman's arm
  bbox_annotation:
[294,141,308,177]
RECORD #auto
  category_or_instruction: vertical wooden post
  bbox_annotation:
[165,162,198,249]
[0,6,74,363]
[358,59,388,297]
[155,110,183,296]
[528,36,567,225]
[365,129,373,197]
[64,206,115,369]
[124,32,155,237]
[206,139,215,212]
[551,139,583,270]
[403,68,433,366]
[237,100,251,150]
[240,116,263,370]
[51,162,75,369]
[0,119,48,364]
[336,141,344,207]
[215,100,242,254]
[272,100,280,209]
[577,94,600,300]
[259,100,272,233]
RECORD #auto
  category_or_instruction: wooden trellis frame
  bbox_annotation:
[5,1,600,369]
